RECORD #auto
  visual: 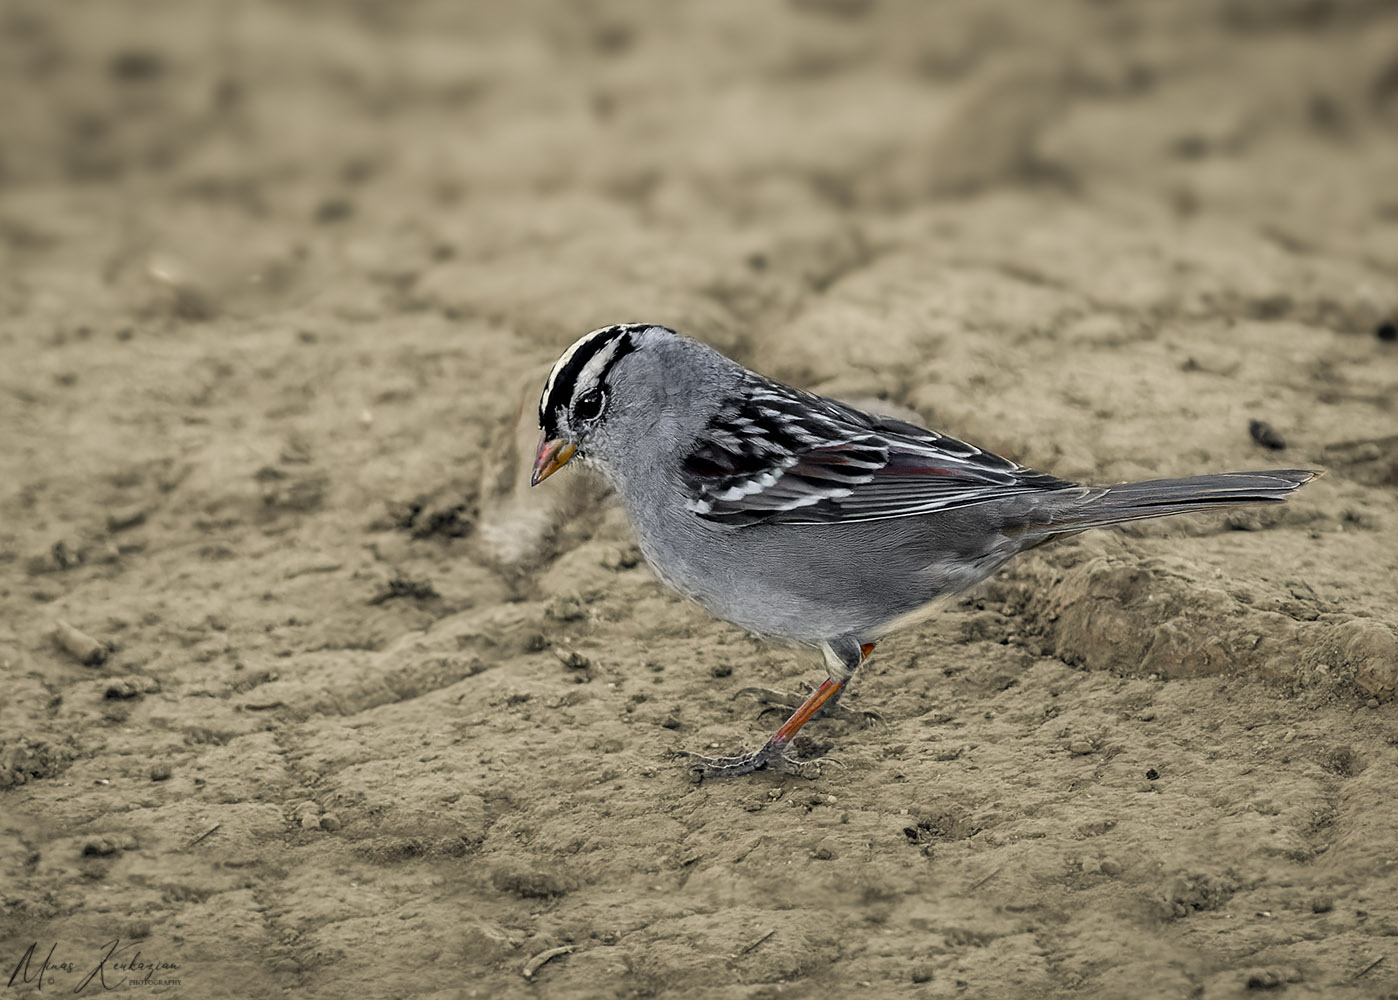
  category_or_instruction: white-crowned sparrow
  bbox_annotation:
[532,324,1315,777]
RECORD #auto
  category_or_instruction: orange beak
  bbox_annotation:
[531,436,577,486]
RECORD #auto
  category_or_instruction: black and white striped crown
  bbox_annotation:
[538,324,663,436]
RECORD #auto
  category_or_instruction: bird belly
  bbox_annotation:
[629,512,974,645]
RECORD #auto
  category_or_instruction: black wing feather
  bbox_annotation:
[681,375,1074,526]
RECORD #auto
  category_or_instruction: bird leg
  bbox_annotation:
[685,641,875,779]
[685,679,846,777]
[735,684,884,727]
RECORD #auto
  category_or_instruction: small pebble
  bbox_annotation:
[600,546,641,570]
[1246,969,1282,990]
[552,647,592,670]
[53,619,108,666]
[82,836,125,857]
[1366,698,1379,709]
[1310,896,1333,914]
[1100,858,1123,876]
[546,595,586,622]
[318,812,342,832]
[910,965,934,984]
[1248,419,1287,450]
[1145,768,1160,780]
[292,801,320,829]
[150,763,172,782]
[1282,730,1296,743]
[1069,739,1094,755]
[812,839,839,861]
[105,676,160,700]
[106,505,149,532]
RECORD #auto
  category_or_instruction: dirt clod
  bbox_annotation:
[1249,419,1288,450]
[546,595,587,622]
[1160,873,1237,919]
[1321,744,1358,776]
[105,675,160,699]
[367,573,438,605]
[0,740,76,787]
[52,619,108,666]
[489,864,576,899]
[553,646,593,670]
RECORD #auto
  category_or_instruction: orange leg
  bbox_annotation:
[767,679,846,749]
[688,643,875,778]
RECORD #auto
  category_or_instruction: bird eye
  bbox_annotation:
[573,389,605,422]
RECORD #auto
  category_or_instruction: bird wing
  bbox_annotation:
[679,376,1074,526]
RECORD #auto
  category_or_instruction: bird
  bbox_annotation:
[531,323,1316,778]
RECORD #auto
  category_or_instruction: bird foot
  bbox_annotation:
[682,743,825,780]
[735,686,884,728]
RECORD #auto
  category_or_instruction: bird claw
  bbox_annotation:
[681,744,824,780]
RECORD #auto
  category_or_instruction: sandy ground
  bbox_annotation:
[2,1,1397,997]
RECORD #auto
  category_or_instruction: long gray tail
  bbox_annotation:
[1046,469,1317,532]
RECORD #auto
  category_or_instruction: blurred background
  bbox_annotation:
[3,2,1397,998]
[4,0,1395,337]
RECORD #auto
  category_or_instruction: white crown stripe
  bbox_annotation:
[541,328,610,418]
[539,325,654,426]
[539,327,623,416]
[576,337,625,397]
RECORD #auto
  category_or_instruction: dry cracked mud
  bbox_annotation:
[2,2,1397,998]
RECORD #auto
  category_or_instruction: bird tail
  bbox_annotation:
[1043,469,1318,533]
